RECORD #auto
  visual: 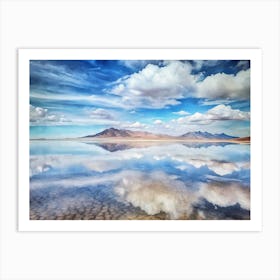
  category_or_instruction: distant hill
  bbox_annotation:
[180,131,237,140]
[83,127,241,141]
[83,127,170,139]
[86,127,131,138]
[235,136,250,142]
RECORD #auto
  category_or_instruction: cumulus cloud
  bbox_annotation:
[30,105,48,121]
[207,105,250,120]
[110,61,196,109]
[90,108,114,120]
[197,69,250,99]
[110,62,250,109]
[176,104,250,125]
[30,105,70,123]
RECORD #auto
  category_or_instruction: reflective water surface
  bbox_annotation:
[30,141,250,220]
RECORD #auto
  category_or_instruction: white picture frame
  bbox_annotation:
[18,48,262,232]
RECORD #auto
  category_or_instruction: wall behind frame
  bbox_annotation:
[0,0,279,279]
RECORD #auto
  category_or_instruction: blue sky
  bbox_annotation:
[30,59,250,138]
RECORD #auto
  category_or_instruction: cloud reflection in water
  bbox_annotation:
[30,141,250,220]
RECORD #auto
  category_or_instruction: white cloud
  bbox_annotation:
[197,69,250,99]
[119,121,147,129]
[153,120,163,125]
[176,105,250,125]
[90,108,114,120]
[142,104,249,136]
[126,122,146,128]
[110,62,250,109]
[173,110,190,116]
[30,105,48,122]
[110,61,196,109]
[207,104,250,120]
[30,105,70,123]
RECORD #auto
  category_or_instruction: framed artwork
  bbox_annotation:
[18,49,262,231]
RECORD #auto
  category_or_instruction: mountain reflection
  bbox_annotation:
[84,141,235,152]
[182,142,234,149]
[30,141,250,220]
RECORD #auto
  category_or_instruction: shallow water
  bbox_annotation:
[30,141,250,220]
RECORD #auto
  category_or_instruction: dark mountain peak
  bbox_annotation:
[84,127,131,138]
[107,127,120,132]
[181,131,237,139]
[83,127,173,139]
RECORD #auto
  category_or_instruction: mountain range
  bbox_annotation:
[181,131,237,140]
[83,127,240,140]
[86,127,167,139]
